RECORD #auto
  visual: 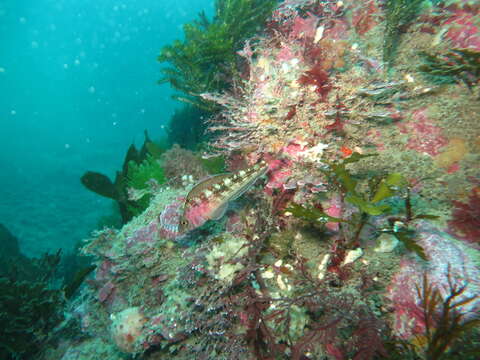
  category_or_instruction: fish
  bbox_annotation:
[178,160,269,234]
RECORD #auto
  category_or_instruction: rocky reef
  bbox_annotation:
[53,1,480,359]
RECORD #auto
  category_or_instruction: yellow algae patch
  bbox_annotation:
[318,39,348,70]
[434,138,468,168]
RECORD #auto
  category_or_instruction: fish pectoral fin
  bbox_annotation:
[211,203,228,220]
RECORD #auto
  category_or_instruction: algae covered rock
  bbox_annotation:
[110,307,147,353]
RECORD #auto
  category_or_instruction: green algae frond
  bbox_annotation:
[383,0,426,68]
[126,155,166,216]
[158,0,277,110]
[419,48,480,90]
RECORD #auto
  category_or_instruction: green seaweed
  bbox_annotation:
[324,152,377,193]
[419,48,480,90]
[127,155,166,190]
[80,132,166,223]
[384,224,428,261]
[383,0,426,68]
[323,153,394,216]
[379,186,439,261]
[293,154,432,258]
[201,154,226,174]
[126,155,166,216]
[286,203,345,224]
[371,172,408,203]
[158,0,277,110]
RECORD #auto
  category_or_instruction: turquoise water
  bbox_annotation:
[0,0,212,256]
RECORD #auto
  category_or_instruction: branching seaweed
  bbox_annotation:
[167,104,213,150]
[158,0,277,110]
[419,48,480,91]
[389,269,480,359]
[0,250,84,359]
[418,271,480,358]
[383,0,425,68]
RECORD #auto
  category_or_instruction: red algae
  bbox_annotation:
[398,108,448,156]
[448,188,480,245]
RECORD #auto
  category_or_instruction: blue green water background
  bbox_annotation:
[0,0,212,256]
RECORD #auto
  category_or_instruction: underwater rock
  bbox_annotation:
[110,307,147,353]
[447,187,480,245]
[161,145,209,187]
[205,234,249,282]
[434,137,468,170]
[125,219,160,255]
[351,0,379,35]
[66,1,480,358]
[342,248,363,266]
[374,233,399,253]
[60,338,123,360]
[397,107,448,157]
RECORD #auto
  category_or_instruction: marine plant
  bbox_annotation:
[287,153,433,260]
[0,223,21,268]
[388,269,480,359]
[419,48,480,90]
[382,0,426,68]
[126,155,166,216]
[80,132,165,223]
[167,104,212,150]
[175,205,388,360]
[0,231,96,359]
[0,251,63,359]
[158,0,277,110]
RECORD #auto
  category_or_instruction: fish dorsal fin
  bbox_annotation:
[229,165,268,201]
[185,173,231,205]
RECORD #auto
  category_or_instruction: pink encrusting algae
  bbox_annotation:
[397,108,448,157]
[158,199,183,240]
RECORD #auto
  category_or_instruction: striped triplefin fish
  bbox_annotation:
[177,160,268,234]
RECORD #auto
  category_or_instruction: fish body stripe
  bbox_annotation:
[179,161,268,233]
